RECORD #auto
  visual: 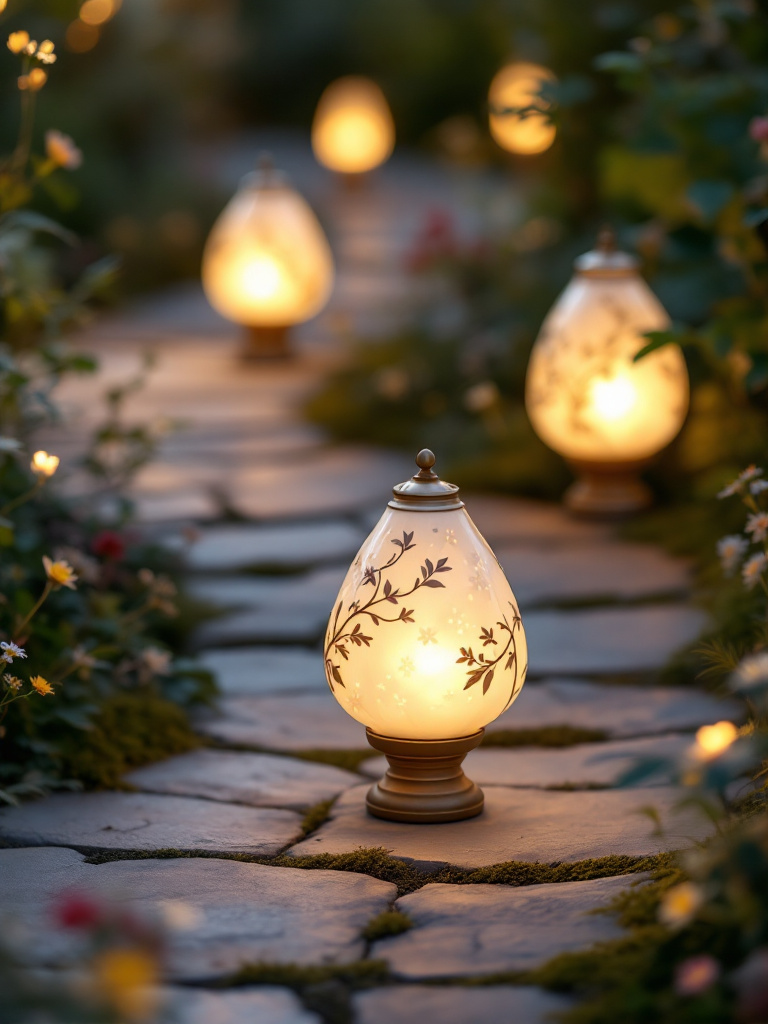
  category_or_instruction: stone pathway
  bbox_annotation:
[0,151,740,1023]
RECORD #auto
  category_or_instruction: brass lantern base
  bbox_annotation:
[565,458,653,519]
[365,728,485,823]
[242,325,292,360]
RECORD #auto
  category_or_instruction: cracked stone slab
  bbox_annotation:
[360,733,691,790]
[0,847,395,981]
[374,875,642,978]
[191,567,343,646]
[229,447,405,519]
[489,678,743,738]
[288,784,711,868]
[165,987,321,1024]
[0,792,302,855]
[198,647,327,696]
[185,521,365,572]
[125,749,360,810]
[524,605,706,676]
[196,693,364,752]
[497,541,690,605]
[353,985,573,1024]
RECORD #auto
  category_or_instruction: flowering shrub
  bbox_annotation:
[0,12,214,801]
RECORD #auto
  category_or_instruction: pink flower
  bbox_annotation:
[749,116,768,143]
[674,955,720,996]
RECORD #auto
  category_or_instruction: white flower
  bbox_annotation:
[718,465,763,499]
[742,552,768,589]
[0,641,26,661]
[731,651,768,692]
[464,381,500,413]
[750,479,768,495]
[30,450,59,477]
[717,534,748,575]
[140,647,171,677]
[0,437,21,452]
[746,511,768,542]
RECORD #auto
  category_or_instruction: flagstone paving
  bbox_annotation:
[10,153,739,1021]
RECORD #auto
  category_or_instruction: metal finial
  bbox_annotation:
[596,225,616,253]
[415,449,437,480]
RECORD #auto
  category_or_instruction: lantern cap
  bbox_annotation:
[574,226,638,277]
[241,152,288,191]
[389,449,464,512]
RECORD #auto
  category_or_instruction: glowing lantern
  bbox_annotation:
[525,229,689,515]
[312,76,395,176]
[488,62,557,156]
[202,158,334,357]
[324,449,527,822]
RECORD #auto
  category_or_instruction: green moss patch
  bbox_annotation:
[59,693,199,789]
[362,909,414,942]
[482,726,609,748]
[300,798,334,838]
[220,959,390,989]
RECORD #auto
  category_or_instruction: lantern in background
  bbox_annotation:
[202,158,334,358]
[324,449,527,822]
[488,62,557,156]
[525,228,689,516]
[312,76,395,176]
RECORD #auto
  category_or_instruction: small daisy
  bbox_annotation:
[731,651,768,693]
[717,535,747,575]
[42,556,78,590]
[0,641,26,661]
[742,551,768,589]
[30,675,54,696]
[3,675,23,692]
[658,882,705,929]
[718,465,763,499]
[750,479,768,495]
[746,511,768,542]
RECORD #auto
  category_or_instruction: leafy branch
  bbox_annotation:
[457,600,524,701]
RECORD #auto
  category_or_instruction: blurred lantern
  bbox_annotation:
[324,449,527,822]
[202,157,334,358]
[488,62,557,156]
[525,228,689,516]
[312,76,395,177]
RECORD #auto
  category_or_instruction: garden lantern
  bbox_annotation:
[488,62,557,156]
[202,158,334,358]
[311,76,395,177]
[324,449,527,822]
[525,228,689,516]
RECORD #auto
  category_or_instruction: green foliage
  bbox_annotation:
[362,909,414,942]
[57,692,199,789]
[300,798,335,838]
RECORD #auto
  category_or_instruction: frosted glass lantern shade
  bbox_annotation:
[312,76,395,174]
[324,505,527,741]
[525,265,689,464]
[202,172,334,328]
[488,62,557,156]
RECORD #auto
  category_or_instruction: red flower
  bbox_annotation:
[54,891,103,930]
[91,530,125,561]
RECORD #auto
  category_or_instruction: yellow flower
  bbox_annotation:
[659,881,705,928]
[30,675,54,696]
[18,68,47,91]
[45,130,82,170]
[7,30,29,53]
[42,555,79,589]
[694,720,739,761]
[92,948,159,1021]
[23,39,37,55]
[30,450,60,477]
[0,1,8,14]
[37,39,55,54]
[3,675,23,692]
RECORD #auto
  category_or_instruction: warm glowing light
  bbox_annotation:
[488,62,557,156]
[202,166,334,328]
[30,450,59,477]
[526,246,689,464]
[590,375,637,421]
[325,506,527,740]
[65,20,99,52]
[694,720,738,760]
[312,76,395,174]
[79,0,119,26]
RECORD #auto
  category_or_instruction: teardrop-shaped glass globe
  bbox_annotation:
[312,76,395,174]
[202,169,334,328]
[324,502,527,740]
[526,249,689,463]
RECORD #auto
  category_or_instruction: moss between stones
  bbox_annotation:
[59,693,199,789]
[481,726,608,748]
[362,909,414,942]
[220,960,389,989]
[300,798,335,838]
[293,749,374,772]
[83,845,668,898]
